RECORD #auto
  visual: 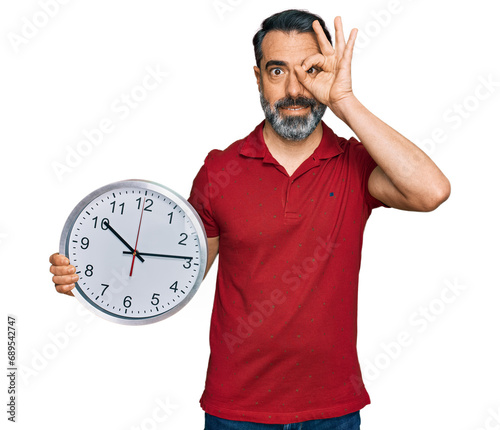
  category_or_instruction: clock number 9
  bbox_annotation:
[81,237,90,249]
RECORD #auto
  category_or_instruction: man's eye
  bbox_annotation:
[271,68,283,76]
[307,67,318,74]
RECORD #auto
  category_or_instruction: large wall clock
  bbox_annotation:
[59,180,207,325]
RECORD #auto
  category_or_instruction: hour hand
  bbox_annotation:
[122,251,191,262]
[103,220,145,262]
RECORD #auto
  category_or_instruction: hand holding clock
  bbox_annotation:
[49,253,77,296]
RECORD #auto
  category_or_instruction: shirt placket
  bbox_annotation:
[282,156,320,223]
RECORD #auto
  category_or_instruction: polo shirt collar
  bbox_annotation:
[238,120,344,161]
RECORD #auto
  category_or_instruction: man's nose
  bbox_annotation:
[285,70,305,99]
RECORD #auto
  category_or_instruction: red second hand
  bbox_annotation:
[129,196,146,277]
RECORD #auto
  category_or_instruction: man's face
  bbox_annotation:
[254,30,327,141]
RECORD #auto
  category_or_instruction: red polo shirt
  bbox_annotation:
[188,120,389,424]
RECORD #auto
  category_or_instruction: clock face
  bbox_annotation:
[59,180,207,325]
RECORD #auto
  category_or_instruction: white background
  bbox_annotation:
[1,0,499,429]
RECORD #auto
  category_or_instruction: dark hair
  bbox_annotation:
[252,9,332,68]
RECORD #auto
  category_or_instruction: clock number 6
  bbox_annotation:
[123,296,132,308]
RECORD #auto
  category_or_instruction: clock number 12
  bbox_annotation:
[136,197,153,212]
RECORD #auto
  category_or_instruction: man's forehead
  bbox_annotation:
[260,30,321,66]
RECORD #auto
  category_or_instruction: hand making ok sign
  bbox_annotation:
[294,17,358,114]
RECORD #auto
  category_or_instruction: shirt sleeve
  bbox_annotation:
[347,137,391,210]
[188,161,220,237]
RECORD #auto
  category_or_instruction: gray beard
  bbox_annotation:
[259,89,327,141]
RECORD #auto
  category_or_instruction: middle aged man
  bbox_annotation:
[50,9,451,430]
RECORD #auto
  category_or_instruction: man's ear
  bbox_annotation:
[253,66,261,88]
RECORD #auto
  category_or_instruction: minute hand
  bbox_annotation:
[122,251,192,260]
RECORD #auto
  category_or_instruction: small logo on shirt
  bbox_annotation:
[329,192,334,197]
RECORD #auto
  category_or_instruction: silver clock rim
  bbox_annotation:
[59,179,208,326]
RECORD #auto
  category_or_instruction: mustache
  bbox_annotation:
[274,96,318,109]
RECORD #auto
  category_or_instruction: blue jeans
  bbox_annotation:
[204,410,361,429]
